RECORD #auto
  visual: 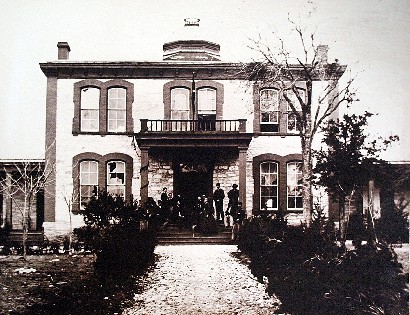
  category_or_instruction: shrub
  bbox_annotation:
[238,220,408,315]
[375,208,409,244]
[74,191,157,275]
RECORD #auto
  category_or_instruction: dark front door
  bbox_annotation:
[174,160,213,209]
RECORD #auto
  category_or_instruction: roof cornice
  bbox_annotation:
[39,61,346,81]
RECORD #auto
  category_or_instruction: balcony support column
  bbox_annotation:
[140,147,149,204]
[238,147,247,211]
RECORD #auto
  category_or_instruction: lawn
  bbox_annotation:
[0,253,145,315]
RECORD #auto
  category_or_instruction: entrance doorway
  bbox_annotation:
[173,159,213,209]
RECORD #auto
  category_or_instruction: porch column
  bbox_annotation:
[238,147,247,211]
[140,147,149,204]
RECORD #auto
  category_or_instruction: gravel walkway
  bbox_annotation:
[123,245,281,315]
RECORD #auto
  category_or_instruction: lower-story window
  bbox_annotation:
[80,160,98,209]
[287,162,303,209]
[107,161,125,196]
[260,161,278,210]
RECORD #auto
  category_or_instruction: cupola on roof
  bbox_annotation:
[163,18,221,61]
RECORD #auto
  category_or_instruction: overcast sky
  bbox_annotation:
[0,0,409,160]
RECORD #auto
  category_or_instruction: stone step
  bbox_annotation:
[157,236,234,245]
[158,230,231,236]
[157,221,234,245]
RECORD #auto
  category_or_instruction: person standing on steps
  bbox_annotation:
[231,201,245,241]
[160,187,170,219]
[226,183,239,227]
[213,183,225,223]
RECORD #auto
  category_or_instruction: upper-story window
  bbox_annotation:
[108,88,126,132]
[198,87,217,131]
[171,88,190,120]
[80,88,100,132]
[260,89,279,132]
[198,88,216,115]
[286,90,305,133]
[79,160,98,209]
[164,80,224,124]
[287,162,303,209]
[107,161,125,197]
[260,161,278,210]
[73,79,134,135]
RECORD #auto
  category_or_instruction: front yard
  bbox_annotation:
[0,253,145,314]
[0,244,408,314]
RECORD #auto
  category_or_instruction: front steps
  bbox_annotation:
[157,222,233,245]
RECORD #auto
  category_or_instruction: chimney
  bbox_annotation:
[57,42,71,60]
[317,44,328,64]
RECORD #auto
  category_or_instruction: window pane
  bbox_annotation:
[198,88,216,114]
[171,88,189,110]
[108,108,126,132]
[261,162,270,174]
[81,109,99,132]
[80,161,98,209]
[260,89,279,111]
[107,161,125,197]
[287,162,303,209]
[260,161,278,210]
[81,88,100,109]
[108,88,126,109]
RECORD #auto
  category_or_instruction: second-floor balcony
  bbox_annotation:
[140,119,247,133]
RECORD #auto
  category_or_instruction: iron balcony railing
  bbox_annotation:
[140,119,247,133]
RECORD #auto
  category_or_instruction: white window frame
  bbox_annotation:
[80,87,100,132]
[287,161,303,210]
[171,88,190,120]
[260,89,280,132]
[260,161,279,210]
[286,90,304,134]
[80,160,98,209]
[198,88,217,115]
[108,88,126,132]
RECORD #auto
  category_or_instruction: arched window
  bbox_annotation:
[80,88,100,132]
[198,87,217,131]
[108,88,126,132]
[286,89,305,133]
[287,162,303,209]
[171,88,190,120]
[73,79,134,135]
[198,88,216,115]
[260,89,279,132]
[260,161,278,210]
[79,160,98,209]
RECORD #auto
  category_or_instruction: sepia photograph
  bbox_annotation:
[0,0,408,314]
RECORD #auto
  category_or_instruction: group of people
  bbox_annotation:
[152,183,245,240]
[214,183,246,240]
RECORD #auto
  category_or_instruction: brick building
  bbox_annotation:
[39,19,344,237]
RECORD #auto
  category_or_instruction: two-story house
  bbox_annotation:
[39,19,345,237]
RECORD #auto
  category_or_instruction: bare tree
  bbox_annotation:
[242,18,357,226]
[56,163,81,254]
[0,160,53,259]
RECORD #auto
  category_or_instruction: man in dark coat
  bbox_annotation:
[160,187,170,219]
[231,201,245,241]
[227,184,239,209]
[213,183,225,223]
[226,184,239,227]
